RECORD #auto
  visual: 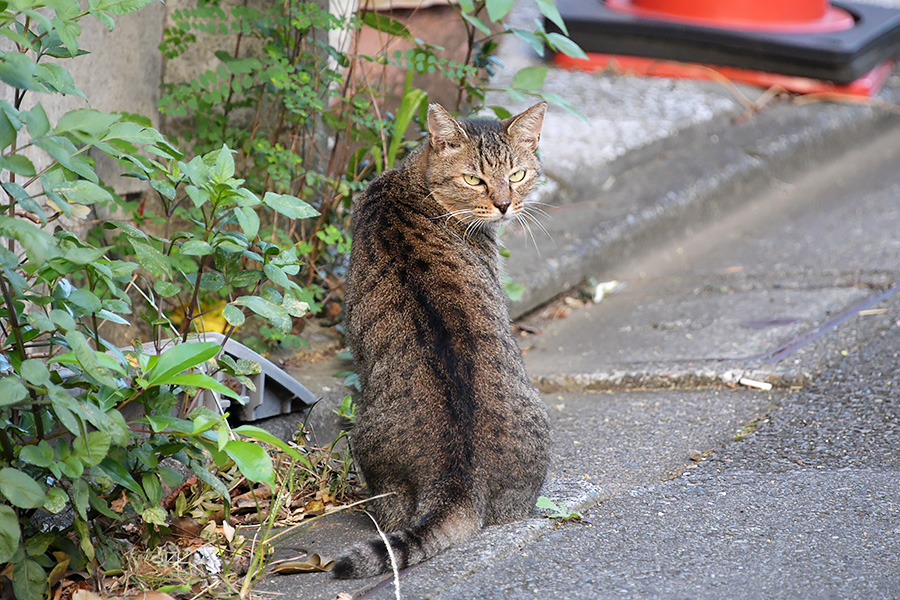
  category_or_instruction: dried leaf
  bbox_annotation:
[110,491,129,513]
[271,553,334,574]
[170,516,203,539]
[221,520,235,543]
[304,499,325,515]
[124,593,178,600]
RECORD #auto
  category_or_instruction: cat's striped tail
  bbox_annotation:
[331,507,480,579]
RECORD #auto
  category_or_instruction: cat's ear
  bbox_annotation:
[427,103,468,153]
[505,102,547,152]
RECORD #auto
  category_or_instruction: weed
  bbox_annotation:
[536,496,584,523]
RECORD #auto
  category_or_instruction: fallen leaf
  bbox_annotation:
[170,516,203,539]
[110,491,129,513]
[304,499,326,515]
[221,520,235,542]
[271,553,335,574]
[124,593,178,600]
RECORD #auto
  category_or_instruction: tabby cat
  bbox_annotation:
[333,102,551,579]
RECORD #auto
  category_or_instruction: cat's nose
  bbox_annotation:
[494,199,511,214]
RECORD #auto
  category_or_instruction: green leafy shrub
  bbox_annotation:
[159,0,586,316]
[0,1,320,597]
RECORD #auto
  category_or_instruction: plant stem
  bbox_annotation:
[180,254,210,343]
[0,272,27,361]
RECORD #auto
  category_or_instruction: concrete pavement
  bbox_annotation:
[260,7,900,597]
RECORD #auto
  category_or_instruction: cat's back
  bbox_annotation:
[346,156,504,347]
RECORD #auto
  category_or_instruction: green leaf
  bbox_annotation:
[485,0,514,22]
[234,206,259,240]
[35,62,85,97]
[503,273,526,302]
[0,112,15,151]
[73,430,111,467]
[103,121,166,145]
[20,359,50,386]
[129,238,171,277]
[536,0,568,35]
[387,82,427,169]
[233,295,287,321]
[21,103,49,138]
[282,293,310,318]
[536,495,560,511]
[13,556,47,600]
[262,192,319,220]
[72,477,88,520]
[2,181,44,223]
[361,11,413,39]
[90,0,155,15]
[0,376,28,407]
[36,137,95,181]
[145,341,220,386]
[74,517,95,562]
[60,245,108,265]
[43,488,68,514]
[64,330,118,388]
[142,505,167,526]
[55,180,113,205]
[189,460,230,502]
[164,373,240,400]
[211,144,235,180]
[180,239,214,256]
[0,505,20,564]
[461,12,491,36]
[263,263,294,290]
[511,28,546,57]
[142,473,162,505]
[1,154,36,177]
[67,287,102,312]
[26,312,54,332]
[19,442,54,468]
[50,16,80,57]
[545,32,587,60]
[512,65,548,91]
[0,52,37,89]
[24,532,53,558]
[0,215,58,266]
[98,457,145,498]
[222,304,245,327]
[49,308,77,331]
[233,424,307,465]
[223,439,274,489]
[153,279,180,298]
[0,467,46,509]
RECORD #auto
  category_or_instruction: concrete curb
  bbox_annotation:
[505,73,900,319]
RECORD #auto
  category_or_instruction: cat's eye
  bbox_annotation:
[509,169,526,183]
[463,174,483,186]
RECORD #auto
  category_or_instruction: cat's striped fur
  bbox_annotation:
[333,103,551,579]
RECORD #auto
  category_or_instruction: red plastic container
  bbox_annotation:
[606,0,855,32]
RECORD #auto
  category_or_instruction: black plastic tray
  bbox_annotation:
[549,0,900,83]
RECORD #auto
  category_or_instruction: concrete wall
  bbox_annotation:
[4,6,169,194]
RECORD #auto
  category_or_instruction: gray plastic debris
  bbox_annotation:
[139,332,317,421]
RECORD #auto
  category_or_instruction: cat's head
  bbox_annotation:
[423,102,546,229]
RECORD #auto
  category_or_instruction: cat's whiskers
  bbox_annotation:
[463,217,483,242]
[520,206,554,242]
[510,206,556,255]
